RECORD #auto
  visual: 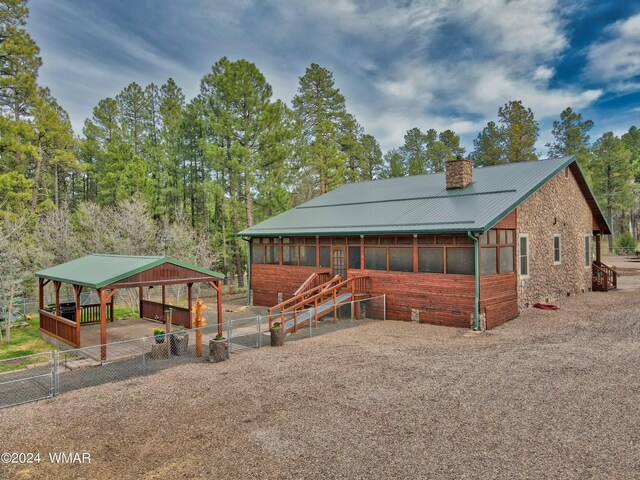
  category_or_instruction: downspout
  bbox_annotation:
[242,237,251,306]
[467,231,480,331]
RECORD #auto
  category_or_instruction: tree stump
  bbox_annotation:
[209,339,229,363]
[270,327,285,347]
[150,343,168,359]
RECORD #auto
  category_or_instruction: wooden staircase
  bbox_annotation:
[592,261,617,292]
[268,274,369,334]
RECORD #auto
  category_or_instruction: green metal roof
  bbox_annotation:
[239,156,611,237]
[35,254,224,289]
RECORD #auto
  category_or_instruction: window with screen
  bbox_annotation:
[319,246,331,268]
[300,246,316,266]
[348,246,361,269]
[389,247,412,272]
[418,247,444,273]
[266,245,279,264]
[481,247,497,274]
[519,235,529,277]
[252,245,264,264]
[282,246,298,265]
[553,235,561,264]
[584,235,590,267]
[446,248,474,274]
[365,247,387,270]
[500,246,514,272]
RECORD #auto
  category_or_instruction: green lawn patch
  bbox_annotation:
[0,317,57,371]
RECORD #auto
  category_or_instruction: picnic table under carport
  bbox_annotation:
[35,254,225,359]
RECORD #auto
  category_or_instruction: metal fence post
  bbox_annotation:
[256,315,261,348]
[227,320,232,354]
[142,336,147,374]
[383,294,386,321]
[53,351,59,396]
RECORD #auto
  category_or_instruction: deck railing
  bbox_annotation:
[592,261,617,292]
[39,310,79,347]
[140,300,191,328]
[80,303,113,324]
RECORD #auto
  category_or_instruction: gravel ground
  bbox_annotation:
[1,277,639,479]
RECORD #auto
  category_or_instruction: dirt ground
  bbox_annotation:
[1,266,639,479]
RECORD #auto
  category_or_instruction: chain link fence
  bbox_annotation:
[0,352,55,408]
[0,295,385,409]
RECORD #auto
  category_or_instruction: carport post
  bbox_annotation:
[74,285,82,346]
[98,288,107,360]
[217,280,223,337]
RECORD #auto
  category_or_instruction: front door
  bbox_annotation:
[332,247,346,280]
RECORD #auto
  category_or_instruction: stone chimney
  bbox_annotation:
[446,156,473,189]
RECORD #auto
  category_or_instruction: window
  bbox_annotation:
[553,235,561,264]
[300,246,316,267]
[266,245,279,265]
[252,245,264,264]
[348,246,361,269]
[585,235,591,267]
[519,234,529,277]
[500,246,514,272]
[282,246,298,265]
[418,247,444,273]
[389,247,412,272]
[446,248,474,275]
[365,247,387,270]
[319,246,331,268]
[481,247,497,274]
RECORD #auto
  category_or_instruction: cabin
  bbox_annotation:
[239,156,613,330]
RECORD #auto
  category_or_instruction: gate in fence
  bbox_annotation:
[0,352,56,408]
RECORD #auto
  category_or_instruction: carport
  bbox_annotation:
[36,254,225,359]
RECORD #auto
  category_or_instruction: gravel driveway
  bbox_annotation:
[1,275,639,479]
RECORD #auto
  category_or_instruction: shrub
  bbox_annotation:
[614,231,637,255]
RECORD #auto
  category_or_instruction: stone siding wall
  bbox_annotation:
[516,167,593,308]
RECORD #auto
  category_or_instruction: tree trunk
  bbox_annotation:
[54,163,59,208]
[245,170,253,227]
[5,284,14,344]
[31,140,43,211]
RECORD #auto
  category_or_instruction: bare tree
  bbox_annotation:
[0,214,45,343]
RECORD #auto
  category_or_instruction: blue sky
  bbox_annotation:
[28,0,639,153]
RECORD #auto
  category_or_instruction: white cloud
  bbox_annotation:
[586,13,640,91]
[28,0,607,152]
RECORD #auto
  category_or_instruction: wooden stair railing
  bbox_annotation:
[293,271,331,296]
[592,261,617,292]
[269,276,369,331]
[268,275,342,319]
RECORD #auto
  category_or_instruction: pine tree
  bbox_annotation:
[292,63,350,194]
[357,133,383,180]
[159,78,185,220]
[381,149,405,178]
[472,121,503,166]
[31,88,76,211]
[590,132,633,247]
[547,107,594,168]
[472,101,538,165]
[401,127,428,175]
[498,100,538,163]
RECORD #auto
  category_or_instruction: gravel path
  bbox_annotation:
[1,277,639,479]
